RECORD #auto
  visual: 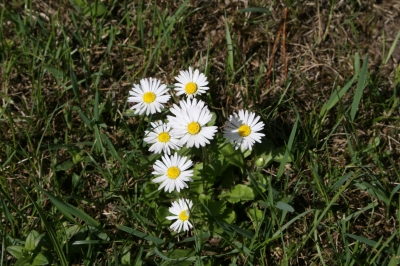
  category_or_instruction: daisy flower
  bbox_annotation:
[128,78,170,115]
[174,66,209,98]
[166,198,193,233]
[167,98,217,148]
[223,110,265,151]
[152,153,193,193]
[144,121,181,155]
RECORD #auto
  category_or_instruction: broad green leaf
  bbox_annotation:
[6,246,24,259]
[272,146,293,163]
[247,207,263,224]
[219,141,245,171]
[276,201,294,212]
[14,257,31,266]
[239,7,271,15]
[219,184,254,203]
[25,230,38,251]
[220,208,236,224]
[254,139,275,168]
[156,207,171,226]
[121,247,131,266]
[32,253,49,265]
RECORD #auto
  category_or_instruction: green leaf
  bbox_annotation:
[276,201,294,212]
[84,2,107,19]
[14,257,31,266]
[121,247,131,266]
[219,141,245,172]
[32,253,49,265]
[247,207,263,226]
[219,184,255,203]
[156,207,171,226]
[6,246,24,259]
[239,7,271,15]
[25,230,38,251]
[272,146,293,163]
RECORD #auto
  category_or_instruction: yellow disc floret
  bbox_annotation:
[238,124,251,137]
[167,166,180,179]
[185,82,198,95]
[179,210,189,221]
[157,132,170,143]
[187,122,200,135]
[143,92,156,103]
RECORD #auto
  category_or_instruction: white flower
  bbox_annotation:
[174,66,209,98]
[152,153,193,193]
[166,198,193,233]
[144,121,181,155]
[223,110,265,151]
[128,78,170,115]
[167,98,217,148]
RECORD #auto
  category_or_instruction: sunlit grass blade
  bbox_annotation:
[384,29,400,65]
[224,11,234,72]
[350,54,368,121]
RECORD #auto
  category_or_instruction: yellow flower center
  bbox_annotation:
[238,124,251,137]
[157,132,170,143]
[187,122,200,135]
[185,82,198,95]
[167,166,180,179]
[179,210,189,221]
[143,92,156,103]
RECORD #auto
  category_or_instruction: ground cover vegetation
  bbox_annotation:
[1,0,400,265]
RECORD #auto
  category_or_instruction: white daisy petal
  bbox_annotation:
[151,153,194,193]
[166,199,193,233]
[127,78,171,115]
[144,121,181,155]
[167,98,217,148]
[173,67,209,98]
[223,110,265,151]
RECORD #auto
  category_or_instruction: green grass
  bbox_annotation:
[1,0,400,265]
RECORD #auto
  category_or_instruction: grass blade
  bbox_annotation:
[224,11,234,72]
[15,179,68,266]
[350,54,368,121]
[37,186,102,230]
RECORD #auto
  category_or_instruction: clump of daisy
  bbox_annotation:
[166,198,193,233]
[128,77,170,115]
[144,121,181,155]
[223,110,265,151]
[174,66,209,98]
[167,98,217,148]
[152,153,194,193]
